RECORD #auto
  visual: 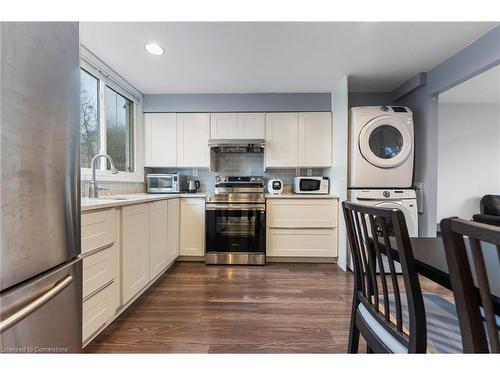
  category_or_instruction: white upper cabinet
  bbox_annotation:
[144,113,177,167]
[177,113,210,168]
[210,113,238,139]
[210,112,265,140]
[237,113,265,139]
[298,112,332,167]
[265,113,299,168]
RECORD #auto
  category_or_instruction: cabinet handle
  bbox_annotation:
[83,279,114,302]
[0,275,73,334]
[82,242,115,258]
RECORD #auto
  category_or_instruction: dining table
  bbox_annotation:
[372,236,500,313]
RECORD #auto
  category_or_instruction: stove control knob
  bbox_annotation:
[250,177,255,182]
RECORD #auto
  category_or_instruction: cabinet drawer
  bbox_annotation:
[81,209,116,254]
[267,228,337,257]
[82,280,115,342]
[266,199,337,228]
[82,244,116,299]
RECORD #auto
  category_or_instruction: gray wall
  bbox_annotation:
[396,26,500,236]
[437,103,500,221]
[348,92,395,107]
[143,93,331,112]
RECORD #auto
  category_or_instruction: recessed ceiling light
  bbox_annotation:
[145,43,164,56]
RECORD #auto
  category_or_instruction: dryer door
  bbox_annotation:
[359,116,412,169]
[373,201,418,237]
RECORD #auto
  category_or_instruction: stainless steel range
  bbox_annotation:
[205,176,266,265]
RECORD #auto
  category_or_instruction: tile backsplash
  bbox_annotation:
[80,180,145,197]
[146,153,325,193]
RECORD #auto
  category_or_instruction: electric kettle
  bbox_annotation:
[188,179,200,193]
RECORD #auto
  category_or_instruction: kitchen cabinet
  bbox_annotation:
[177,113,210,167]
[167,198,180,264]
[122,203,150,304]
[149,200,169,280]
[81,208,118,344]
[265,113,298,168]
[180,197,205,256]
[210,112,265,139]
[144,113,177,167]
[267,228,337,257]
[265,112,332,168]
[210,113,238,139]
[298,112,332,167]
[266,198,337,228]
[238,113,265,139]
[266,198,338,258]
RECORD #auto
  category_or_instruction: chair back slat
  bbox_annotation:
[360,213,379,309]
[380,216,404,332]
[343,201,427,353]
[468,237,500,352]
[441,217,500,353]
[367,214,390,321]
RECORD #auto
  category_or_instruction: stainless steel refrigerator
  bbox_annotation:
[0,22,82,353]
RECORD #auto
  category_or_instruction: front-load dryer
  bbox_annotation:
[349,106,414,188]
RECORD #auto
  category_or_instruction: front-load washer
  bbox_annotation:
[349,106,414,188]
[347,189,419,272]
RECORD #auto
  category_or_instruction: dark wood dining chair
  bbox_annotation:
[440,217,500,353]
[343,201,463,353]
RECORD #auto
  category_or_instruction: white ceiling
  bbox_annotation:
[440,64,500,103]
[80,22,498,94]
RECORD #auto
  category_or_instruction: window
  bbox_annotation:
[79,68,135,173]
[80,69,99,168]
[106,86,134,172]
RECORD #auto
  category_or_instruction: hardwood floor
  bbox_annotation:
[85,262,452,354]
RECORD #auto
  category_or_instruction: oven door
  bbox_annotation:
[205,204,266,253]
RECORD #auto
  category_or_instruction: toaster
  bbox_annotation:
[267,179,283,195]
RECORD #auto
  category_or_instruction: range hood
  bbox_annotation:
[208,139,265,154]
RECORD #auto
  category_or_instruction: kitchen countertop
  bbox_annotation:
[265,193,339,199]
[81,193,206,212]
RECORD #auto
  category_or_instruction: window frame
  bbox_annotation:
[80,58,144,183]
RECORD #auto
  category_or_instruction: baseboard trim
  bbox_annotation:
[267,256,337,263]
[177,256,205,262]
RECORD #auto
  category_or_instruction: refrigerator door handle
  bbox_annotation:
[0,275,73,334]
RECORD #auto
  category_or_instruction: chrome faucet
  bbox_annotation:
[89,153,118,198]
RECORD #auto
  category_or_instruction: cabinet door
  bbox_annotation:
[122,203,149,304]
[267,228,337,257]
[238,113,265,139]
[180,198,205,256]
[210,113,238,139]
[265,113,298,168]
[149,200,168,280]
[298,112,332,167]
[177,113,210,167]
[167,198,180,264]
[267,199,337,228]
[144,113,177,167]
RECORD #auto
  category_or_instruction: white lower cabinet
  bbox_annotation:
[122,203,150,304]
[82,280,116,342]
[149,200,169,280]
[81,208,118,344]
[267,228,337,257]
[266,198,339,258]
[167,198,180,263]
[180,198,205,256]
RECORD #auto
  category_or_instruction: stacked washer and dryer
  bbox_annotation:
[347,106,419,263]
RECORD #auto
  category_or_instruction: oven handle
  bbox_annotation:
[206,204,266,211]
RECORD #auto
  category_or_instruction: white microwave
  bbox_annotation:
[293,176,330,194]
